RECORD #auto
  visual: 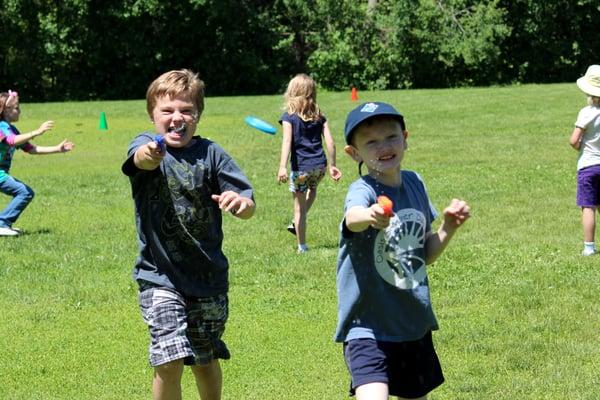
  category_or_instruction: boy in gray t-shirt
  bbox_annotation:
[336,102,470,400]
[122,69,255,400]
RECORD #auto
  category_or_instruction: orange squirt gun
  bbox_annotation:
[377,195,394,217]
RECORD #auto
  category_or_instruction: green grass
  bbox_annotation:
[1,83,599,399]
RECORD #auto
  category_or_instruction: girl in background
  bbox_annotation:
[570,65,600,255]
[277,74,342,253]
[0,91,74,236]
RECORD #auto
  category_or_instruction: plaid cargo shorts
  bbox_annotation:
[139,285,230,366]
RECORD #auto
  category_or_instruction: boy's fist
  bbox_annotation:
[377,195,394,217]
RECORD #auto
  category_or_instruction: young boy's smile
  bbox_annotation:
[151,93,198,148]
[345,117,408,184]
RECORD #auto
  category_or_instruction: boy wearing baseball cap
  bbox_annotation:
[570,65,600,256]
[335,102,470,399]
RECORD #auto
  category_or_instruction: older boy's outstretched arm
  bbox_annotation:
[425,199,470,264]
[133,142,164,170]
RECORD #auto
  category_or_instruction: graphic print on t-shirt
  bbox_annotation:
[161,160,215,248]
[373,208,427,290]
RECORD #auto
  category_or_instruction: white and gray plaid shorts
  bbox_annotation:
[139,285,229,367]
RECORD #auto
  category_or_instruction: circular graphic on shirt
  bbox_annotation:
[373,208,427,290]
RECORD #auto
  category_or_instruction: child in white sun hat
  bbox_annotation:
[570,65,600,255]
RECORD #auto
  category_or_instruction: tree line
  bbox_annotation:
[0,0,598,101]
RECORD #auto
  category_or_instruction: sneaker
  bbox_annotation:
[297,244,309,254]
[287,222,296,235]
[582,248,597,256]
[0,226,19,236]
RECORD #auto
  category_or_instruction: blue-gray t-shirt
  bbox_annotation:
[279,112,327,171]
[334,171,438,343]
[122,134,254,297]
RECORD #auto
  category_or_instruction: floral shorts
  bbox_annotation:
[289,167,325,193]
[139,285,230,367]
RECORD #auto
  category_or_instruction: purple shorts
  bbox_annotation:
[343,331,444,398]
[577,165,600,207]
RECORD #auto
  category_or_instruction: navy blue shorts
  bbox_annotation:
[577,164,600,207]
[343,331,444,398]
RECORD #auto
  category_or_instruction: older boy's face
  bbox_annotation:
[151,93,198,148]
[345,118,407,175]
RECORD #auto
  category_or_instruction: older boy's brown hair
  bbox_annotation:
[146,69,205,118]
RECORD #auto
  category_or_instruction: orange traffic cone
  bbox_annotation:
[351,87,358,101]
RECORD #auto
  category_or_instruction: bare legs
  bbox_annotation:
[153,359,222,400]
[293,187,317,250]
[191,360,222,400]
[582,206,596,243]
[355,382,427,400]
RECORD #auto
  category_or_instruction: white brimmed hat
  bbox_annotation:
[577,65,600,97]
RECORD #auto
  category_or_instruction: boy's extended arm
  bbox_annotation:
[345,204,390,232]
[425,199,470,264]
[277,122,292,183]
[133,141,164,170]
[569,126,585,150]
[322,121,342,181]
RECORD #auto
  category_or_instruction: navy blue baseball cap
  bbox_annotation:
[344,102,405,144]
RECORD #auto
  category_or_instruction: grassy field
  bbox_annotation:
[1,83,599,399]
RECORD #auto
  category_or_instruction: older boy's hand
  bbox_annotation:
[134,142,165,170]
[442,199,470,230]
[211,191,255,219]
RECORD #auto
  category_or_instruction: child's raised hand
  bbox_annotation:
[442,198,470,229]
[329,165,342,181]
[277,167,288,183]
[36,120,54,136]
[58,139,74,153]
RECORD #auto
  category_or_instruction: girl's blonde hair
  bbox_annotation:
[283,73,322,121]
[587,95,600,107]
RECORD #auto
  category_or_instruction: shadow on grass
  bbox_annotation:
[19,228,52,236]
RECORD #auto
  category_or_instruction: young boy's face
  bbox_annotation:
[345,117,407,176]
[151,93,198,148]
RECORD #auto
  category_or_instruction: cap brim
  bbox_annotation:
[577,78,600,97]
[345,113,405,144]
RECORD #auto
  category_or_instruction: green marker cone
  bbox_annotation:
[99,112,108,130]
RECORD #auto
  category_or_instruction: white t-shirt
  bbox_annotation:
[576,105,600,170]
